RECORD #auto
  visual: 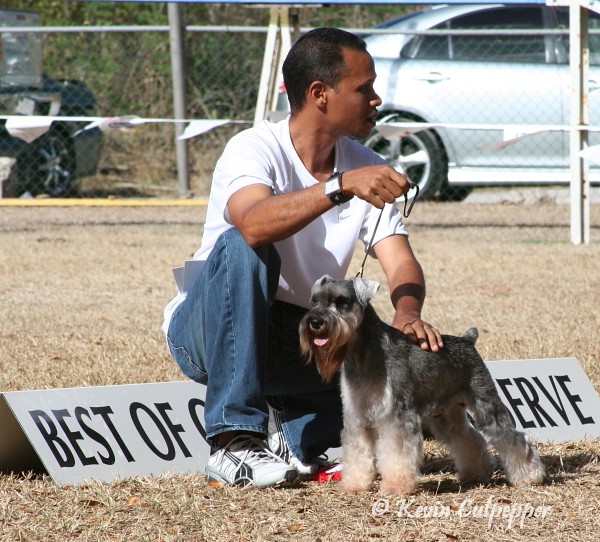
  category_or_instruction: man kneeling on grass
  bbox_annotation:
[162,27,442,488]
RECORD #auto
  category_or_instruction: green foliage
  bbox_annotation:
[2,0,169,25]
[5,1,415,30]
[19,2,417,119]
[4,2,421,188]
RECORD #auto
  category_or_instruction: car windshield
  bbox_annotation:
[374,10,424,30]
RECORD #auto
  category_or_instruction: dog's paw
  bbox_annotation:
[339,472,374,493]
[507,462,545,487]
[338,483,371,493]
[379,476,418,496]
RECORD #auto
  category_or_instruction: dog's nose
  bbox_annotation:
[309,316,324,330]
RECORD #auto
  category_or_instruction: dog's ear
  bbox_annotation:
[351,277,380,306]
[314,274,333,288]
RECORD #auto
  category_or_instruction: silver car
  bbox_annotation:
[364,3,600,199]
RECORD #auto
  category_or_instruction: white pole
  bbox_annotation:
[254,6,300,125]
[254,7,283,126]
[569,3,590,244]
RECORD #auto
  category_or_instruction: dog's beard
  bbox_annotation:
[299,312,353,383]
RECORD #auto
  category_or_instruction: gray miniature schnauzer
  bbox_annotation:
[299,275,545,495]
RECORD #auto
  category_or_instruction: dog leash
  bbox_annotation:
[355,182,420,278]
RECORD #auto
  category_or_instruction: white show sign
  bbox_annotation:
[1,381,211,486]
[485,357,599,443]
[0,357,598,486]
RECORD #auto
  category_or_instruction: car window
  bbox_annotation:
[556,8,600,65]
[588,15,600,65]
[411,7,547,63]
[410,30,450,60]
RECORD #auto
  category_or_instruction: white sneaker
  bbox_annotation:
[205,434,298,488]
[268,410,332,475]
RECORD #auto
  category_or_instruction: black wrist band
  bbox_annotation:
[324,171,353,205]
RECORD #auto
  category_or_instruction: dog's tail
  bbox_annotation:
[463,327,479,344]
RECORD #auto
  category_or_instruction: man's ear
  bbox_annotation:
[308,81,328,109]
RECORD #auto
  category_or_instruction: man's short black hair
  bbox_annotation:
[282,27,368,114]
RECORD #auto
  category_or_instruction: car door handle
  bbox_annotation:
[414,72,450,83]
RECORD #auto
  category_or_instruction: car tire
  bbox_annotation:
[364,113,447,200]
[439,184,473,202]
[14,129,77,197]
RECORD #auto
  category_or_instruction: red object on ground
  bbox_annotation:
[311,463,343,482]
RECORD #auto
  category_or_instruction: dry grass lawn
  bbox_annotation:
[0,200,599,541]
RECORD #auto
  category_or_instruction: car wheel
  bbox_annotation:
[364,114,447,199]
[16,130,77,197]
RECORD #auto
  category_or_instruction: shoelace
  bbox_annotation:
[224,435,284,465]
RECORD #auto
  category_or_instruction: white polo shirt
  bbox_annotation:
[163,117,407,334]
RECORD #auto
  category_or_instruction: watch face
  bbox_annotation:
[325,175,341,195]
[324,173,352,205]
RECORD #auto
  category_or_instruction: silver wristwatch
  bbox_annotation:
[324,172,353,205]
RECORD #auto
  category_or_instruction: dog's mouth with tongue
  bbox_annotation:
[313,336,329,346]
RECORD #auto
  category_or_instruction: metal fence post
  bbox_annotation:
[168,2,191,197]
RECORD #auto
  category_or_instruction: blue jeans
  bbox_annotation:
[166,228,342,462]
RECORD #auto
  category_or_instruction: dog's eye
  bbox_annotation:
[335,297,354,311]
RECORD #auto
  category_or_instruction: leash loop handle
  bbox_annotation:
[355,182,420,278]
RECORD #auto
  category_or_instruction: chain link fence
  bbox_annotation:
[1,3,599,209]
[0,18,265,198]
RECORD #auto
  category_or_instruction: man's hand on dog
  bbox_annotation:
[395,317,444,352]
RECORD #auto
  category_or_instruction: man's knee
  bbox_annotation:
[219,228,280,268]
[215,229,280,293]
